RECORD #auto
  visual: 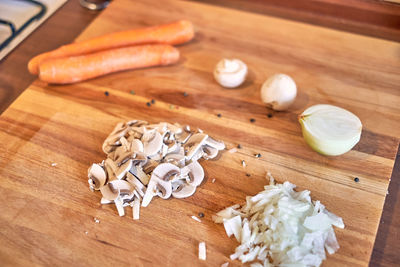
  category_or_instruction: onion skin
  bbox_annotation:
[299,105,362,156]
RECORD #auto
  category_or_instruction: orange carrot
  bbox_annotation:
[38,44,179,84]
[29,20,193,75]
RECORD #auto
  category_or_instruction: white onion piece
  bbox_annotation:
[299,104,362,156]
[214,175,344,266]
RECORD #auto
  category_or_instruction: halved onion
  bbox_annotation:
[299,104,362,156]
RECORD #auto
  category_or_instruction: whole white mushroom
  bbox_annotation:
[214,59,247,88]
[261,74,297,111]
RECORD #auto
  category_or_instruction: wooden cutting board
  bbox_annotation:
[0,0,399,266]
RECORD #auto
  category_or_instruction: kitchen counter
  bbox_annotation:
[0,1,398,266]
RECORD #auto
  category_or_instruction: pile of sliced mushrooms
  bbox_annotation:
[87,120,225,219]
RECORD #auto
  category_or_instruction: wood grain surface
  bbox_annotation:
[0,0,399,266]
[191,0,400,42]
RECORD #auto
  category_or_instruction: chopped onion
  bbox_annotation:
[213,174,344,266]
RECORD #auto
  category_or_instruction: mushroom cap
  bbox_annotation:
[172,183,197,199]
[100,180,134,201]
[88,163,107,190]
[205,136,225,150]
[185,161,204,187]
[141,177,172,206]
[152,163,181,181]
[202,145,219,160]
[164,153,186,167]
[185,133,208,161]
[115,159,133,180]
[131,139,144,153]
[142,130,163,156]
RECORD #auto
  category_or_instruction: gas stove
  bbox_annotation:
[0,0,67,61]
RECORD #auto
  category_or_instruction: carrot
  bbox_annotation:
[29,20,193,75]
[38,44,179,84]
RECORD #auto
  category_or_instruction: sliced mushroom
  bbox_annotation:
[152,163,181,181]
[100,180,134,216]
[132,152,148,167]
[164,153,186,167]
[100,180,134,201]
[112,146,134,166]
[184,133,208,161]
[202,145,219,160]
[172,183,197,199]
[126,172,146,197]
[142,159,159,174]
[115,159,132,180]
[142,130,163,156]
[88,163,107,191]
[185,161,205,187]
[205,136,225,150]
[100,197,113,204]
[172,179,185,191]
[131,139,144,153]
[167,123,183,135]
[141,177,172,207]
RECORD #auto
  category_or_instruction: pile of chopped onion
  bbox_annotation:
[213,174,344,266]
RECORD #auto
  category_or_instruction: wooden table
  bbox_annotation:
[0,1,399,266]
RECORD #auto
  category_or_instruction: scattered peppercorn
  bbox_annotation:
[354,177,360,182]
[267,113,273,118]
[217,113,222,118]
[198,212,204,218]
[250,118,256,123]
[237,144,242,149]
[183,92,188,97]
[104,91,109,96]
[130,90,135,95]
[151,99,155,104]
[255,153,261,158]
[246,173,251,177]
[146,102,151,107]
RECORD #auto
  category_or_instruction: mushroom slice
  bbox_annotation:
[185,161,205,187]
[141,177,172,207]
[152,163,181,181]
[132,152,148,167]
[142,130,163,156]
[177,131,192,144]
[134,165,150,185]
[184,133,208,161]
[115,159,132,180]
[191,148,205,163]
[167,123,183,135]
[202,145,219,160]
[104,160,117,182]
[126,172,146,197]
[113,146,134,166]
[172,183,197,199]
[132,197,141,220]
[172,179,185,191]
[131,139,144,153]
[100,180,134,216]
[88,163,107,191]
[142,159,159,175]
[164,153,186,168]
[205,136,225,150]
[100,197,113,204]
[166,140,180,155]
